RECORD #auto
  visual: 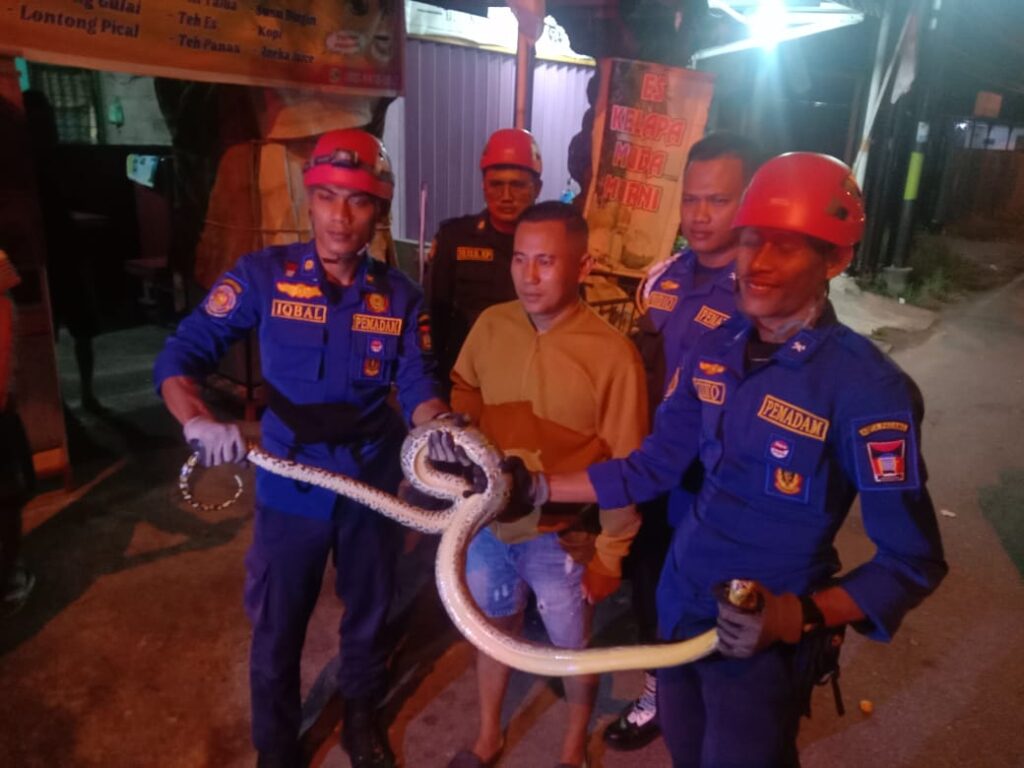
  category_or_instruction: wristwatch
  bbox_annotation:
[800,594,826,634]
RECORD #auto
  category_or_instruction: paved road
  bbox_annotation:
[2,276,1023,767]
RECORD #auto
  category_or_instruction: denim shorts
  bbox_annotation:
[465,527,590,649]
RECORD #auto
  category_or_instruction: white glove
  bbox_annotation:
[183,416,246,467]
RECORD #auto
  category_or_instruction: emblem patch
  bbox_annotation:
[767,435,793,463]
[693,305,730,329]
[659,279,680,291]
[271,299,327,324]
[363,358,382,377]
[205,277,243,318]
[275,282,322,299]
[352,314,403,336]
[366,293,390,313]
[369,339,384,354]
[692,377,725,405]
[766,466,808,502]
[456,246,495,262]
[648,291,678,312]
[866,440,907,483]
[757,395,829,441]
[851,412,919,491]
[284,261,298,277]
[303,258,315,272]
[664,367,681,399]
[858,420,910,437]
[698,360,726,376]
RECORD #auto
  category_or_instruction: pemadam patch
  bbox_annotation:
[205,277,244,318]
[851,413,920,491]
[693,305,730,330]
[765,466,810,503]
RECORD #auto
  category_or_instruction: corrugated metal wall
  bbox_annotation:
[384,39,594,241]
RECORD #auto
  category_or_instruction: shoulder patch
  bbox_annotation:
[851,413,920,491]
[417,311,433,351]
[757,395,829,441]
[205,277,244,318]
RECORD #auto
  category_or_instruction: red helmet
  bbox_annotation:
[303,129,394,201]
[480,128,543,175]
[732,153,865,247]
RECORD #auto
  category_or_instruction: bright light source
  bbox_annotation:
[750,0,787,51]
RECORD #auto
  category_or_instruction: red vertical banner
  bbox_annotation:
[584,59,714,275]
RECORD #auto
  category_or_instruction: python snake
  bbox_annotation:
[180,420,718,676]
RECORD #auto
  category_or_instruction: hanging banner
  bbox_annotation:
[584,59,714,275]
[0,0,403,95]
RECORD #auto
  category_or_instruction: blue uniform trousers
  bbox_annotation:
[243,462,403,754]
[658,648,801,768]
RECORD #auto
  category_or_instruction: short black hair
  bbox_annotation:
[687,131,763,182]
[517,201,589,239]
[516,201,588,255]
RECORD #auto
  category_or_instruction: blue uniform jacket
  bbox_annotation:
[590,305,947,643]
[634,249,738,525]
[154,242,441,520]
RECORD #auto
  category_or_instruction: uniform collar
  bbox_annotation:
[661,249,736,296]
[297,245,389,296]
[715,301,839,372]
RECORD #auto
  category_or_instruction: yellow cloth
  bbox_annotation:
[451,300,648,577]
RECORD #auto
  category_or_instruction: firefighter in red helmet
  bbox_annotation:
[156,128,448,768]
[502,153,946,767]
[426,128,543,392]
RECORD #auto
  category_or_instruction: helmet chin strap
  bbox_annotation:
[756,291,827,343]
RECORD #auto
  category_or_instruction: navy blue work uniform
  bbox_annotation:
[427,212,517,391]
[625,250,739,644]
[154,242,440,755]
[589,304,947,767]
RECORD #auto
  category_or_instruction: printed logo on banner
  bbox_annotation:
[692,377,725,405]
[205,277,244,318]
[648,291,678,311]
[693,305,730,329]
[757,395,829,441]
[271,299,327,324]
[352,314,403,335]
[456,247,494,262]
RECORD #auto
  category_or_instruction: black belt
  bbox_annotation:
[265,384,394,446]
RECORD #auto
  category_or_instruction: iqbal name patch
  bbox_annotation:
[271,299,327,324]
[352,313,403,335]
[757,395,829,441]
[693,305,730,329]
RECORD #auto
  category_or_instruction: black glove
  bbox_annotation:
[499,456,549,508]
[426,423,487,496]
[715,580,803,658]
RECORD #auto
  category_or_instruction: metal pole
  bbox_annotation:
[888,0,943,280]
[514,32,535,130]
[854,0,895,186]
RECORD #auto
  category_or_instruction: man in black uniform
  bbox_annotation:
[427,128,543,390]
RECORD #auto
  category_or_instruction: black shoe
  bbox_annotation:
[342,697,396,768]
[602,698,661,751]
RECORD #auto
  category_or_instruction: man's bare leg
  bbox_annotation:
[470,613,522,762]
[560,672,598,766]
